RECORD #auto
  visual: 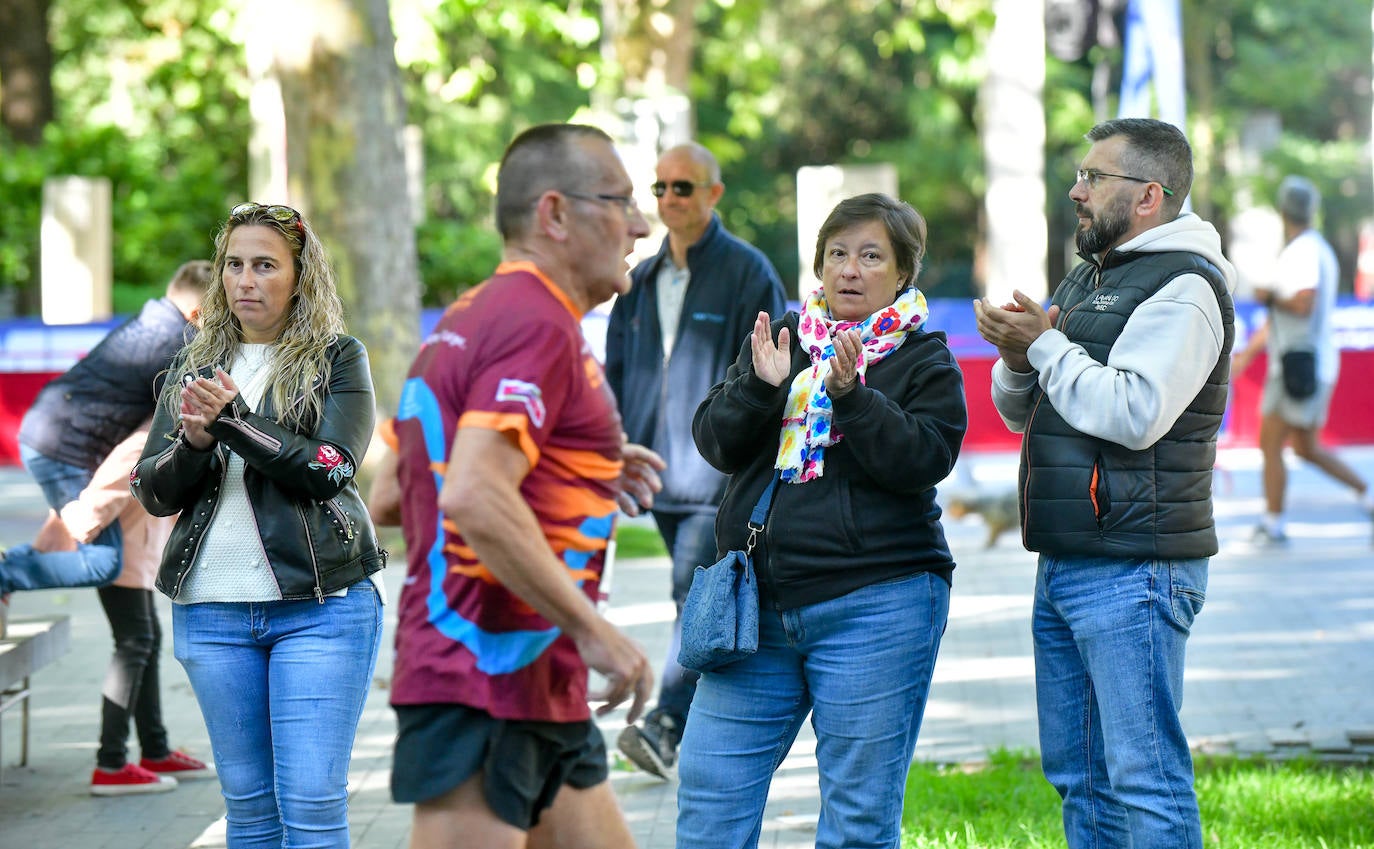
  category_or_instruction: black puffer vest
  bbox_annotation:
[1020,250,1234,558]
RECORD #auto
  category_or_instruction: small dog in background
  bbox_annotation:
[942,491,1021,548]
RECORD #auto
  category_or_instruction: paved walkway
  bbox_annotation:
[1,447,1372,848]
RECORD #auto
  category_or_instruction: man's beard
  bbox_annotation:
[1075,199,1131,255]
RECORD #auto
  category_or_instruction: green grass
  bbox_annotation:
[614,523,668,559]
[901,750,1374,848]
[372,524,667,563]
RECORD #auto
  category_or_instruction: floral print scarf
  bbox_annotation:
[774,285,928,483]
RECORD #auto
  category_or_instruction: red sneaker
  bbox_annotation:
[140,750,216,780]
[90,763,178,796]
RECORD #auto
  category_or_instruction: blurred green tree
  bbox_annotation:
[0,0,1369,316]
[0,0,248,315]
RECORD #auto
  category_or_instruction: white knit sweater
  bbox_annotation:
[177,345,282,603]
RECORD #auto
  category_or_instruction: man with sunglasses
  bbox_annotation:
[974,118,1237,849]
[605,141,785,779]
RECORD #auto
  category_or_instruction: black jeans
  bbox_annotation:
[96,585,170,769]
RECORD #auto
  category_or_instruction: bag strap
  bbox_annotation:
[744,471,780,556]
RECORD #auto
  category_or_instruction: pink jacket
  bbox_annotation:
[58,423,175,591]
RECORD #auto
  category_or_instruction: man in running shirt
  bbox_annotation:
[388,123,664,849]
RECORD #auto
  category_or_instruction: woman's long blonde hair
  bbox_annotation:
[162,204,345,433]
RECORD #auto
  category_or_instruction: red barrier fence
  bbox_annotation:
[6,299,1373,465]
[6,350,1374,466]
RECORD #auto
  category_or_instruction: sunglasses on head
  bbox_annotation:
[230,202,306,235]
[651,180,714,198]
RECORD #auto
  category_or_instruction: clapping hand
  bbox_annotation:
[179,368,239,450]
[751,311,791,387]
[825,328,861,397]
[973,290,1059,372]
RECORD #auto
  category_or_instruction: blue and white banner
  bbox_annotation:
[1118,0,1186,131]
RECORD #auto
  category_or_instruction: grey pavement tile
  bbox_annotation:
[3,446,1374,847]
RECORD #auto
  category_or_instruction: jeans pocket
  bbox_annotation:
[1164,560,1207,631]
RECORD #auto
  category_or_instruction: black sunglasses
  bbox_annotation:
[230,202,306,235]
[651,180,714,198]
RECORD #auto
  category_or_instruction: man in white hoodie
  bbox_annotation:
[975,118,1236,849]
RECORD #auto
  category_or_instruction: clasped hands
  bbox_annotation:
[750,311,860,396]
[972,290,1060,373]
[179,368,240,450]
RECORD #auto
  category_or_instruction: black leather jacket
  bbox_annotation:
[131,335,386,602]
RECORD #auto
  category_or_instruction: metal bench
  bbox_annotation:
[0,615,71,784]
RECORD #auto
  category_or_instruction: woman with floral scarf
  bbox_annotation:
[679,193,967,849]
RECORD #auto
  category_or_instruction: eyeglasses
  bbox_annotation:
[650,180,714,198]
[1076,169,1174,197]
[562,191,639,215]
[230,202,306,235]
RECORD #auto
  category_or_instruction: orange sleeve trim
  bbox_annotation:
[457,410,540,469]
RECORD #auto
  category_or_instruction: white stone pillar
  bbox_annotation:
[981,0,1048,304]
[245,0,290,205]
[40,176,112,325]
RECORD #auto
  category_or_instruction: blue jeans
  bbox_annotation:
[173,582,384,849]
[1034,555,1207,849]
[676,571,949,849]
[648,509,717,723]
[0,445,120,594]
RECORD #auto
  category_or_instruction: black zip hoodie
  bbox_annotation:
[693,311,967,610]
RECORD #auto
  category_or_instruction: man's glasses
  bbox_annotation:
[1076,169,1174,197]
[230,202,306,234]
[562,191,639,215]
[651,180,714,198]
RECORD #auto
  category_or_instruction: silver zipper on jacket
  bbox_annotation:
[217,413,284,454]
[323,498,355,541]
[295,502,326,603]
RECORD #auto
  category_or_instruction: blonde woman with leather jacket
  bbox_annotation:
[132,202,385,849]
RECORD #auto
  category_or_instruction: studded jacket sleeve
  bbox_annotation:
[131,336,376,514]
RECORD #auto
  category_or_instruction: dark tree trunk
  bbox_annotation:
[0,0,55,144]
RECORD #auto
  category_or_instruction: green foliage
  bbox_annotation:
[395,0,606,303]
[692,0,996,297]
[2,0,1369,312]
[1191,0,1372,286]
[0,0,249,313]
[901,750,1374,848]
[903,750,1063,848]
[0,122,239,311]
[414,216,503,305]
